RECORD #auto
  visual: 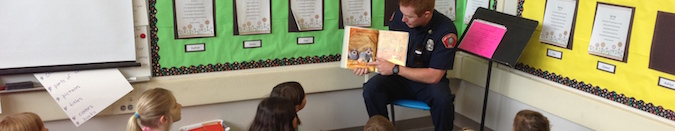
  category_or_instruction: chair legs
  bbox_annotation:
[389,104,396,126]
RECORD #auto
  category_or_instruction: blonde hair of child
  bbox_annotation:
[126,88,177,131]
[0,112,45,131]
[364,115,396,131]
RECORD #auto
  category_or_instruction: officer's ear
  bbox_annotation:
[423,10,432,18]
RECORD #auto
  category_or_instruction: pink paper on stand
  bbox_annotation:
[458,19,507,59]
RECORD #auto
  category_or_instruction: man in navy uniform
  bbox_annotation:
[353,0,458,130]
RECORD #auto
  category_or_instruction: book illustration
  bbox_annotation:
[341,26,408,72]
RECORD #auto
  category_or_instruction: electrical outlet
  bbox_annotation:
[112,90,139,114]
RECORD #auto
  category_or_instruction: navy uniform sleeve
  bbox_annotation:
[388,10,408,31]
[428,20,459,70]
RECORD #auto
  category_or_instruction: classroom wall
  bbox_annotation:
[455,78,592,131]
[42,89,431,131]
[519,0,675,110]
[4,53,675,130]
[453,52,675,130]
[0,62,365,121]
[4,0,675,130]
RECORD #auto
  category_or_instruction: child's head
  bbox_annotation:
[513,110,550,131]
[271,81,306,112]
[249,97,298,131]
[0,112,48,131]
[460,127,475,131]
[127,88,182,131]
[363,115,395,131]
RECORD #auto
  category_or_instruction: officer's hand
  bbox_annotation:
[368,57,395,75]
[353,67,370,76]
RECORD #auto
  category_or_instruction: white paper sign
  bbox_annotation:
[464,0,490,24]
[244,40,262,48]
[185,43,206,52]
[174,0,215,38]
[547,49,563,59]
[235,0,272,35]
[540,0,576,47]
[341,0,372,27]
[34,69,133,127]
[290,0,323,31]
[298,37,314,44]
[597,61,616,73]
[502,0,520,16]
[588,3,633,61]
[435,0,456,20]
[659,77,675,90]
[132,0,149,26]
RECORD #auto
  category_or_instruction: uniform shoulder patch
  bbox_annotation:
[442,33,458,49]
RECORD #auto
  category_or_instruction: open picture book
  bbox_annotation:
[340,26,409,72]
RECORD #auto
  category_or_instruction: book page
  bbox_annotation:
[376,31,408,67]
[341,26,409,72]
[341,26,379,71]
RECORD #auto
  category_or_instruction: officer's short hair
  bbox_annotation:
[400,0,435,16]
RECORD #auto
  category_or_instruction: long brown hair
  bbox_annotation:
[126,88,177,131]
[513,110,550,131]
[0,112,45,131]
[249,97,297,131]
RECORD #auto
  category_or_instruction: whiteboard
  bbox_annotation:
[0,0,136,73]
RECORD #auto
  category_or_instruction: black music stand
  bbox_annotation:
[456,7,539,131]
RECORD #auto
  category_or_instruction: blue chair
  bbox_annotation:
[388,99,430,126]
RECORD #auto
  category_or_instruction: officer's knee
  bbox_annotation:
[362,82,379,98]
[430,91,452,103]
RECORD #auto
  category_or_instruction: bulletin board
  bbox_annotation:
[150,0,382,76]
[517,0,675,117]
[148,0,479,76]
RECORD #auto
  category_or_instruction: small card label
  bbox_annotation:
[658,77,675,90]
[297,36,314,45]
[185,43,205,52]
[546,49,562,59]
[597,61,616,73]
[243,40,262,48]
